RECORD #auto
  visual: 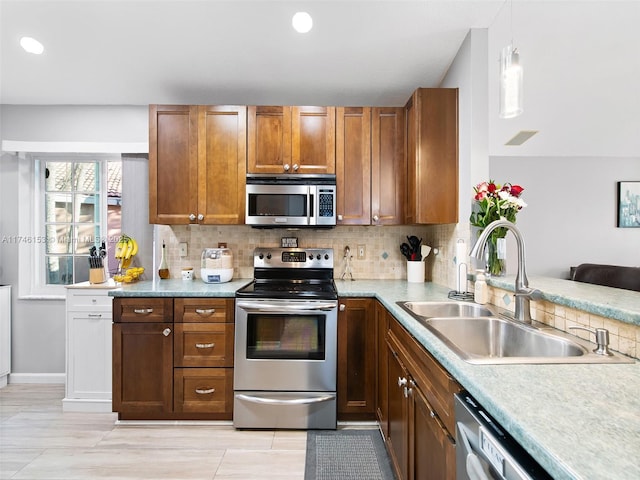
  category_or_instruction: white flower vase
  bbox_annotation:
[407,261,425,283]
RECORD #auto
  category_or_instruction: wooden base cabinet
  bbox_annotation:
[385,313,461,480]
[112,297,234,420]
[337,298,377,420]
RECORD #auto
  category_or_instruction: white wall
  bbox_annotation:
[0,105,148,378]
[491,156,640,278]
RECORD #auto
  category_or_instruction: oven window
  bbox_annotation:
[246,314,325,360]
[248,193,310,217]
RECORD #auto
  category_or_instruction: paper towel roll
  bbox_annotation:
[455,239,466,265]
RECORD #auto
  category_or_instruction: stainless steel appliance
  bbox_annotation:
[234,247,338,429]
[455,392,552,480]
[245,174,336,227]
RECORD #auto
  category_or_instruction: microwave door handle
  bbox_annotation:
[307,187,315,225]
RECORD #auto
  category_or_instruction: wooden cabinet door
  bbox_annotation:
[387,340,409,480]
[405,88,458,224]
[376,301,390,438]
[337,298,376,420]
[410,381,456,480]
[149,105,198,224]
[336,107,371,225]
[198,105,247,224]
[291,106,336,174]
[247,105,292,174]
[372,107,405,225]
[112,322,173,415]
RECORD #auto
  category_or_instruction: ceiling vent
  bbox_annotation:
[505,130,538,146]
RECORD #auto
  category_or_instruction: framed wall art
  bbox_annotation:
[617,181,640,228]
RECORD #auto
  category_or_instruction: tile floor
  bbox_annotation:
[0,384,307,479]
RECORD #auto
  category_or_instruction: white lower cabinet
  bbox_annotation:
[0,285,11,388]
[64,282,115,412]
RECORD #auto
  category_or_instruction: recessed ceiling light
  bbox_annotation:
[292,12,313,33]
[20,36,44,55]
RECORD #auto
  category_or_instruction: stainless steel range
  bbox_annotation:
[234,247,338,429]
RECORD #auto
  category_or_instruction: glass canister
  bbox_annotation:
[200,248,234,283]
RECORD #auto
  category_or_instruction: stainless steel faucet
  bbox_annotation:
[469,219,541,324]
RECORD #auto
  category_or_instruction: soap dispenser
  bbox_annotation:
[474,270,488,305]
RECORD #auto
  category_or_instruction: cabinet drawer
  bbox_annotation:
[66,290,113,310]
[174,368,233,414]
[174,323,234,367]
[113,298,173,323]
[174,298,232,323]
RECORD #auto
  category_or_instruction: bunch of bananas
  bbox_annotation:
[113,267,145,283]
[115,234,138,270]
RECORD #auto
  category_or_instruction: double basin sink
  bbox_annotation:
[397,301,633,364]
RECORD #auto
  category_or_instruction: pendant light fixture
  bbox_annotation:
[499,0,523,118]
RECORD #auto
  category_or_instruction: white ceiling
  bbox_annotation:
[2,0,639,157]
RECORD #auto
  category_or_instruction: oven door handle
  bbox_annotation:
[236,301,337,312]
[235,393,335,406]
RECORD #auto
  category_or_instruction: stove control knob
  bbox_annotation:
[324,254,330,260]
[308,254,314,261]
[316,254,321,260]
[266,253,272,260]
[258,253,264,260]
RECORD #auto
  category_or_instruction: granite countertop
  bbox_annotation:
[106,276,640,479]
[107,278,252,297]
[337,279,640,480]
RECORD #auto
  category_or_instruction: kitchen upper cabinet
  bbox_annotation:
[197,105,247,224]
[149,105,198,225]
[405,88,458,225]
[336,107,371,224]
[149,105,246,225]
[371,107,405,225]
[248,106,335,174]
[337,298,377,420]
[336,107,405,225]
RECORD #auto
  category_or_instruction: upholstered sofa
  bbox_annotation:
[570,263,640,292]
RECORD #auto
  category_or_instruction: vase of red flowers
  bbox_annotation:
[470,180,527,276]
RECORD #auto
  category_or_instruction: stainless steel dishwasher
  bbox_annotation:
[455,392,553,480]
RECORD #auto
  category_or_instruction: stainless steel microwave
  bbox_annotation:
[245,174,336,227]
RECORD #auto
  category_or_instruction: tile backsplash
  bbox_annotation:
[155,223,475,289]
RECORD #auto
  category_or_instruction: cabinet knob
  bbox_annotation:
[292,163,299,171]
[337,214,343,221]
[197,213,204,221]
[398,377,407,387]
[189,213,196,221]
[339,304,346,311]
[373,215,379,222]
[283,163,290,171]
[163,328,171,337]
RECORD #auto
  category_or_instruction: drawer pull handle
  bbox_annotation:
[133,308,153,314]
[87,314,102,318]
[195,343,215,349]
[195,308,215,315]
[195,388,215,395]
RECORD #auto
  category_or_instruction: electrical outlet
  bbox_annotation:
[357,245,366,260]
[179,242,188,257]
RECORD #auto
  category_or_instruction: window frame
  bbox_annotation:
[18,152,119,298]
